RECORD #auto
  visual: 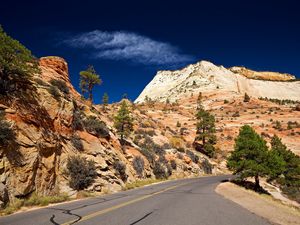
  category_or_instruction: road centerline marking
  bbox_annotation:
[61,181,189,225]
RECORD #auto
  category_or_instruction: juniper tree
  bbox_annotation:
[79,65,101,102]
[114,100,134,144]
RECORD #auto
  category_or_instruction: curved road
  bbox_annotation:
[0,175,271,225]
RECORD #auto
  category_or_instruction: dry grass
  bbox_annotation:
[0,193,69,216]
[123,178,166,190]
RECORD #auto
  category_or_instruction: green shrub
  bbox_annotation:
[34,78,48,86]
[139,148,155,165]
[202,158,213,174]
[70,134,84,151]
[113,160,127,181]
[133,156,144,177]
[72,110,84,130]
[224,99,229,104]
[83,116,110,138]
[66,156,97,191]
[153,162,167,179]
[49,79,69,94]
[48,85,60,100]
[0,112,16,148]
[186,150,199,163]
[170,160,177,170]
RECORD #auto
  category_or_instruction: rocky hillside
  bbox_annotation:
[135,61,300,103]
[0,57,217,208]
[135,61,300,157]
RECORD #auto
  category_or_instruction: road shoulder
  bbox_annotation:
[215,182,300,225]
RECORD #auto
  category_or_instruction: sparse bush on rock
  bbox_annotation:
[83,116,110,138]
[133,156,144,177]
[66,156,97,191]
[186,150,199,163]
[113,160,127,181]
[0,111,17,149]
[49,79,69,95]
[153,162,167,179]
[201,158,213,174]
[70,134,84,151]
[48,85,60,100]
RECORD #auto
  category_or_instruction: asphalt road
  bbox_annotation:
[0,175,272,225]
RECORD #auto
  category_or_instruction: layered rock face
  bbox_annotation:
[135,61,300,103]
[229,66,295,81]
[0,57,213,207]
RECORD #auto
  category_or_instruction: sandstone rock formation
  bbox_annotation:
[0,57,214,208]
[135,61,300,103]
[229,66,295,81]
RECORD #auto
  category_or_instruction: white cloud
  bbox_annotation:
[63,30,194,65]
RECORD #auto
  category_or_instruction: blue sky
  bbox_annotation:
[1,0,299,103]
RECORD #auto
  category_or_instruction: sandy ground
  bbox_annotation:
[216,182,300,225]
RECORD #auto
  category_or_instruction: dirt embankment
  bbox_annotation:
[216,182,300,225]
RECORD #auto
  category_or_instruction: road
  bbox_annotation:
[0,175,271,225]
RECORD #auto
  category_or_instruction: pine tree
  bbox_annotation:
[79,65,101,102]
[194,96,216,158]
[270,135,300,187]
[227,125,269,189]
[114,100,134,144]
[102,92,109,111]
[0,25,40,94]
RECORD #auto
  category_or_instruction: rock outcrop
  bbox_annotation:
[135,61,300,103]
[229,66,295,81]
[0,57,214,208]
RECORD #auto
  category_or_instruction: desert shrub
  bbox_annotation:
[170,160,177,170]
[281,186,300,203]
[139,148,155,165]
[243,93,250,102]
[70,134,84,151]
[153,162,167,179]
[162,143,172,149]
[180,127,188,135]
[83,116,110,138]
[113,160,127,181]
[72,109,84,130]
[34,78,48,86]
[176,121,181,127]
[66,156,97,191]
[133,156,144,177]
[177,153,184,159]
[152,144,165,157]
[166,163,172,177]
[232,111,240,117]
[48,85,60,100]
[273,120,282,130]
[224,99,229,104]
[0,112,16,148]
[135,128,155,137]
[49,79,69,94]
[186,150,199,163]
[169,136,184,149]
[202,158,213,174]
